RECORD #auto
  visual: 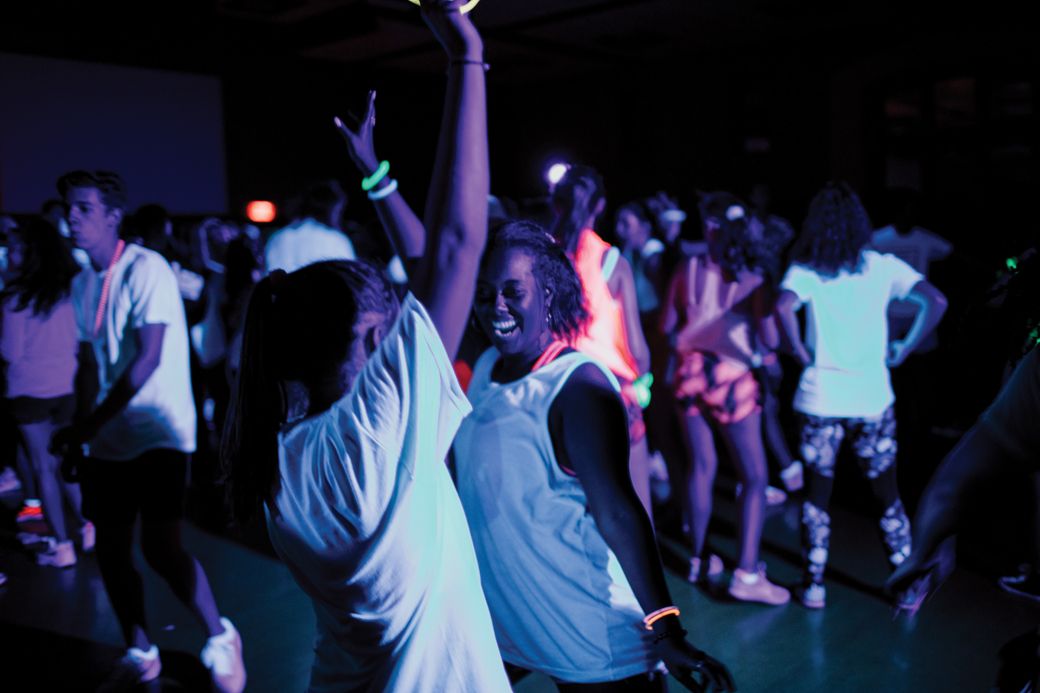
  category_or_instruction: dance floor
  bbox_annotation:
[1,473,1036,692]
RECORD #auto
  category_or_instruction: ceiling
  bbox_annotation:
[1,1,1023,81]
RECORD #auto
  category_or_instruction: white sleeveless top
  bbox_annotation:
[453,348,657,683]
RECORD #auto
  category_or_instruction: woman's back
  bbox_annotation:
[267,295,505,693]
[671,254,762,367]
[781,249,922,417]
[1,294,77,399]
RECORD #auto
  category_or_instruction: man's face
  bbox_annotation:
[65,187,120,251]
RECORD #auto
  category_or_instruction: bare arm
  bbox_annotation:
[335,91,426,260]
[549,364,735,690]
[414,0,488,359]
[607,255,651,374]
[53,324,164,451]
[888,279,948,366]
[660,262,685,336]
[776,289,811,366]
[753,285,780,353]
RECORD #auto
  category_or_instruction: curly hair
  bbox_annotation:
[791,181,873,276]
[2,218,81,316]
[483,220,588,342]
[712,215,761,277]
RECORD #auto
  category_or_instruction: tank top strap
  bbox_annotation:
[601,246,620,282]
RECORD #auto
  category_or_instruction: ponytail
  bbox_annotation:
[221,274,286,525]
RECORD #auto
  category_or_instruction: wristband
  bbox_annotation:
[362,160,390,191]
[367,179,398,201]
[643,605,680,631]
[660,209,687,223]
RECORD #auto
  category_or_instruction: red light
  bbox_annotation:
[246,200,276,223]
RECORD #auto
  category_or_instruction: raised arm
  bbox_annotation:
[550,365,735,692]
[414,0,488,359]
[887,279,947,367]
[335,91,425,261]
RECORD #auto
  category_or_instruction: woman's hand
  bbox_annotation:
[334,90,380,176]
[420,0,484,61]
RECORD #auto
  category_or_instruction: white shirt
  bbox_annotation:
[72,244,196,460]
[454,348,657,683]
[266,294,509,693]
[781,250,923,418]
[264,218,356,274]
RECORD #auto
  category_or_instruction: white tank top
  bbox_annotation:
[453,348,657,683]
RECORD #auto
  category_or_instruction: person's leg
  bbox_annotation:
[682,412,718,562]
[798,414,844,594]
[720,410,789,604]
[138,449,224,637]
[140,520,223,637]
[80,457,152,649]
[95,520,152,649]
[848,407,910,571]
[887,424,1015,594]
[719,412,768,572]
[19,421,68,541]
[760,370,796,473]
[13,427,38,502]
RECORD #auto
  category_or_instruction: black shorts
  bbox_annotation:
[80,449,189,526]
[6,394,75,426]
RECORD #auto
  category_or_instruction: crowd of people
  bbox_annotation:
[1,1,1037,691]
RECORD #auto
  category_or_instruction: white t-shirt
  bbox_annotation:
[454,348,657,684]
[264,218,356,274]
[72,244,196,460]
[781,250,923,418]
[266,294,509,693]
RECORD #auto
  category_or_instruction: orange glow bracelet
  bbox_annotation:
[642,606,681,631]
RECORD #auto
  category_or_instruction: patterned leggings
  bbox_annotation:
[798,406,912,586]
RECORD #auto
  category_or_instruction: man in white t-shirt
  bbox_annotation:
[52,170,245,692]
[264,179,356,274]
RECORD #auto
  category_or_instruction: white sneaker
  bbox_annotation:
[80,521,96,553]
[37,539,76,568]
[201,617,246,693]
[0,467,21,494]
[688,553,725,584]
[729,564,790,605]
[735,483,788,506]
[111,645,162,684]
[780,461,804,492]
[796,583,827,609]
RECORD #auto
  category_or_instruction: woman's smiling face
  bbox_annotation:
[474,246,552,359]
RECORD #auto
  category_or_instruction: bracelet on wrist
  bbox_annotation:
[642,605,681,631]
[448,59,490,72]
[367,179,398,201]
[361,160,390,191]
